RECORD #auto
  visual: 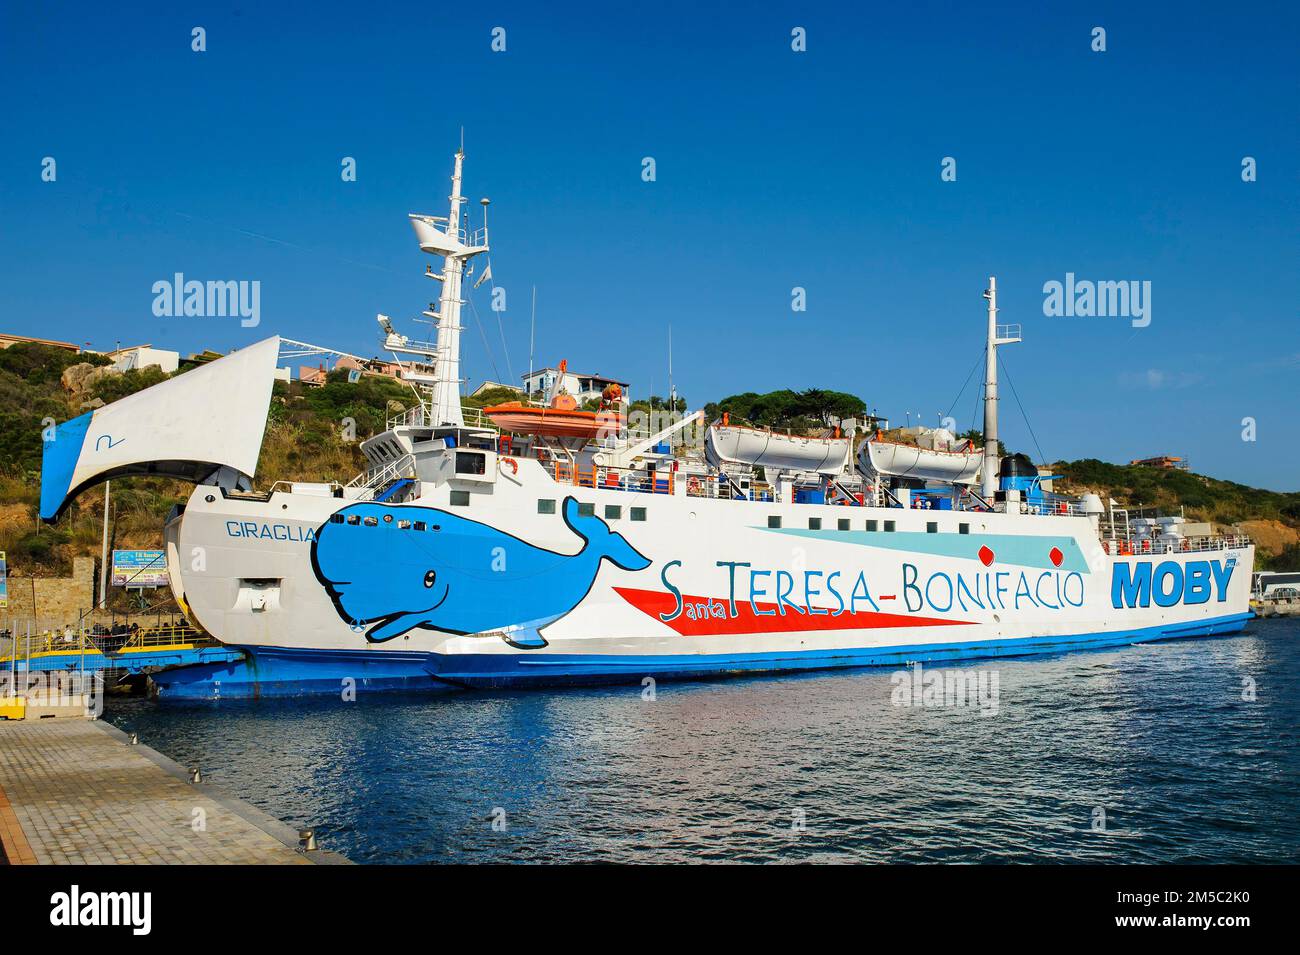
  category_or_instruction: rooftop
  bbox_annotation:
[521,367,630,386]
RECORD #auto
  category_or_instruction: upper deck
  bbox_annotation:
[338,401,1252,559]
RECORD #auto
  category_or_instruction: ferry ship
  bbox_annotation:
[38,149,1255,699]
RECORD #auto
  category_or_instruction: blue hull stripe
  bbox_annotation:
[151,612,1254,699]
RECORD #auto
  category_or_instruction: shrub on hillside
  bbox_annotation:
[0,342,110,388]
[88,365,171,404]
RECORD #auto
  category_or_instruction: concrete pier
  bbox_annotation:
[1251,597,1300,618]
[0,719,348,865]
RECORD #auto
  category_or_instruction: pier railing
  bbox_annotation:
[0,619,215,667]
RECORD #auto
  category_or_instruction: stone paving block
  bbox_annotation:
[0,720,341,865]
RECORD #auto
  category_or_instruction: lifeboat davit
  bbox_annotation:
[483,393,622,440]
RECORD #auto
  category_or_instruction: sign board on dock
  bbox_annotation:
[111,549,168,588]
[0,550,7,608]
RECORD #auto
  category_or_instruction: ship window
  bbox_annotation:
[363,516,378,527]
[959,522,970,535]
[330,514,344,524]
[768,516,782,529]
[455,451,486,475]
[808,518,822,530]
[866,520,878,532]
[450,490,470,507]
[926,522,938,534]
[605,505,622,520]
[631,507,647,522]
[538,499,556,515]
[884,520,896,533]
[346,514,361,525]
[578,502,595,517]
[413,521,427,531]
[838,519,850,531]
[397,519,411,530]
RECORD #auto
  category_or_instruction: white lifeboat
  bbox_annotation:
[858,430,982,485]
[706,419,850,474]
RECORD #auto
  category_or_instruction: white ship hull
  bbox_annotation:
[34,150,1255,703]
[153,458,1254,698]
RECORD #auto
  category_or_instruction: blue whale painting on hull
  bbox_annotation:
[311,496,651,647]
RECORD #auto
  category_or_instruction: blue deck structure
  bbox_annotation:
[12,644,243,674]
[1,627,243,676]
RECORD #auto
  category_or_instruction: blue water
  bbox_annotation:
[108,619,1300,863]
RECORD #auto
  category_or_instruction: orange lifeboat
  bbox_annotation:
[484,392,623,439]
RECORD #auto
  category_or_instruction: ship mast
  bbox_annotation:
[402,148,490,428]
[981,276,1021,498]
[433,150,469,427]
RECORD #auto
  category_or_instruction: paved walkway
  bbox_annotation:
[0,719,347,865]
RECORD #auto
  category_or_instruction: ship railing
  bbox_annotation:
[463,406,498,430]
[684,474,728,499]
[388,405,429,428]
[346,453,417,493]
[1022,498,1090,517]
[553,462,597,488]
[265,479,345,496]
[549,462,677,494]
[386,403,500,431]
[617,470,674,495]
[439,225,489,249]
[392,338,440,354]
[1100,534,1253,556]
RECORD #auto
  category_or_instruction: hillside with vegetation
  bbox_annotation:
[1,346,1296,591]
[705,388,868,432]
[1051,459,1300,569]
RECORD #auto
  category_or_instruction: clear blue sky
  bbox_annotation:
[2,1,1296,489]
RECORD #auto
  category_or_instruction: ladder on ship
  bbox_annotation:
[1103,505,1130,542]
